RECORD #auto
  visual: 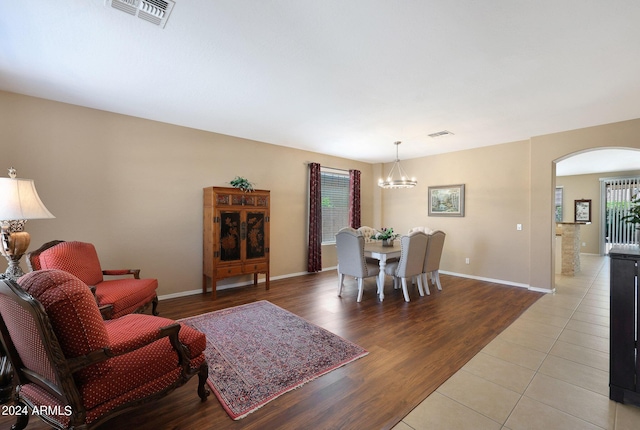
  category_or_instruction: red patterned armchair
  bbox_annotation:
[0,270,208,430]
[27,241,158,318]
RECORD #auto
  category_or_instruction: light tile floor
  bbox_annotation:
[393,254,640,430]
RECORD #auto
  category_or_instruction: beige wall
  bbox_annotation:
[0,91,374,296]
[557,169,640,255]
[379,141,531,286]
[530,120,640,291]
[3,90,640,295]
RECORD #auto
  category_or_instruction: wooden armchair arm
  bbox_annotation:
[102,269,141,279]
[98,304,113,320]
[66,322,182,373]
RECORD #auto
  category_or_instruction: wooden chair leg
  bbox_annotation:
[12,402,29,430]
[422,273,431,295]
[152,296,159,316]
[401,278,411,302]
[434,271,442,290]
[337,273,345,296]
[416,275,425,296]
[357,278,364,302]
[197,362,210,402]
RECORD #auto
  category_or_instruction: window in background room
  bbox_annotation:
[321,168,349,244]
[555,187,563,222]
[603,176,640,252]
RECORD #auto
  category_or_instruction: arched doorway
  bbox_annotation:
[554,148,640,273]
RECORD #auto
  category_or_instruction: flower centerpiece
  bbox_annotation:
[374,227,398,247]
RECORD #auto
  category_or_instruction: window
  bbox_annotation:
[555,187,563,222]
[604,177,640,250]
[321,168,349,244]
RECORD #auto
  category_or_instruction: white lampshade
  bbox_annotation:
[0,176,55,221]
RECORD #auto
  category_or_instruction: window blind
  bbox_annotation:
[320,169,349,244]
[604,177,640,248]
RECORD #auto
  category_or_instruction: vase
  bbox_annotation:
[382,239,393,247]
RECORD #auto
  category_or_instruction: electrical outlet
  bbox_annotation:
[582,242,586,247]
[465,258,470,264]
[517,224,523,231]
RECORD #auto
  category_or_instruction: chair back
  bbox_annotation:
[38,241,104,286]
[26,239,65,272]
[424,230,446,272]
[395,231,429,278]
[20,271,111,382]
[0,272,86,418]
[408,226,433,234]
[336,227,368,277]
[356,226,378,243]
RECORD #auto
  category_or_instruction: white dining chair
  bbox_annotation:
[422,230,446,294]
[336,227,382,302]
[408,226,434,234]
[357,225,383,264]
[384,231,429,302]
[357,226,379,242]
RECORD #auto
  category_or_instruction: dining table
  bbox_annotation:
[364,241,401,300]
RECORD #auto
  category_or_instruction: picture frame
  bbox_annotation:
[428,184,465,217]
[574,199,591,223]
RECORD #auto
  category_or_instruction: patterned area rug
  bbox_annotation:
[180,300,368,420]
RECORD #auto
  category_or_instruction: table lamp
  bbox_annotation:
[0,167,55,280]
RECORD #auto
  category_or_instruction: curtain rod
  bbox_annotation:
[307,163,351,173]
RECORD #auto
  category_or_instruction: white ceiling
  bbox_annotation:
[2,1,640,169]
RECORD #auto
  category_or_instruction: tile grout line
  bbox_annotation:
[501,257,609,428]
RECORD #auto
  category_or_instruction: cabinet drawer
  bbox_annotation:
[245,262,268,273]
[215,265,244,279]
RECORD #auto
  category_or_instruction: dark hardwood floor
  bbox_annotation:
[1,271,542,430]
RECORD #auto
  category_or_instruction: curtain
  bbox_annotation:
[349,169,361,228]
[307,163,322,272]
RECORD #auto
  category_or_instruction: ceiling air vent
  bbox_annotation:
[428,130,454,138]
[106,0,175,28]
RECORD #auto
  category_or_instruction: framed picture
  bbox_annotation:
[574,199,591,223]
[428,184,465,217]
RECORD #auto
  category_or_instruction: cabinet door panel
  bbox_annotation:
[246,211,266,259]
[219,211,241,262]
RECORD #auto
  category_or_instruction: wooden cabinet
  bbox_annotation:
[203,187,270,299]
[609,246,640,407]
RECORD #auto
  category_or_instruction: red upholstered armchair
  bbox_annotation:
[0,270,209,430]
[27,241,158,318]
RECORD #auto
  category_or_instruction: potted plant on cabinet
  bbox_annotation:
[229,176,255,192]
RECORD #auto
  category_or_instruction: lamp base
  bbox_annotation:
[0,229,30,281]
[1,258,25,281]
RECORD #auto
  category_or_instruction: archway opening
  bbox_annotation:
[553,148,640,274]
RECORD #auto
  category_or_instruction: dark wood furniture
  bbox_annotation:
[609,245,640,407]
[203,186,270,299]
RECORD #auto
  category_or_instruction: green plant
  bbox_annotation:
[229,176,255,192]
[621,193,640,230]
[374,227,397,240]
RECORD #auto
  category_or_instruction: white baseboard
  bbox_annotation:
[439,270,554,294]
[158,268,337,301]
[159,267,553,301]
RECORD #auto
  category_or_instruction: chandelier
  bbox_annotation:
[378,141,417,189]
